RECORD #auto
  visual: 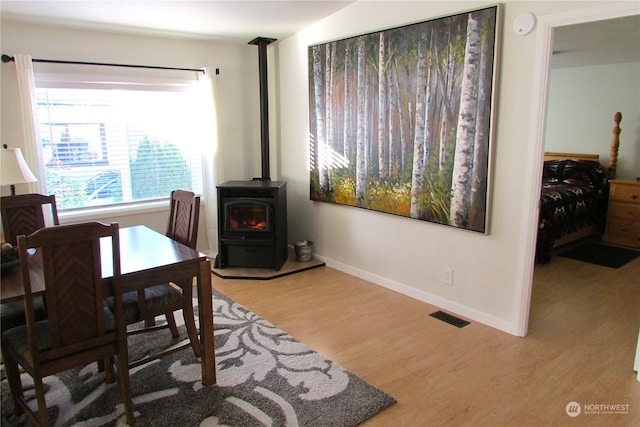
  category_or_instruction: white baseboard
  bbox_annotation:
[316,253,520,336]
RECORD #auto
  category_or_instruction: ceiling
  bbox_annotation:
[1,1,638,65]
[0,0,356,43]
[552,14,640,68]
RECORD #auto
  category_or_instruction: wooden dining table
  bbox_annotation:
[0,225,216,386]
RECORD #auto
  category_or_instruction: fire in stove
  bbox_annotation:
[227,204,269,231]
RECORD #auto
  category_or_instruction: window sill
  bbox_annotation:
[60,200,169,222]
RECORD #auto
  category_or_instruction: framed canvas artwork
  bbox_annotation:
[308,5,502,233]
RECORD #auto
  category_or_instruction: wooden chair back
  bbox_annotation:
[1,194,59,245]
[3,221,134,425]
[166,190,200,249]
[18,222,123,365]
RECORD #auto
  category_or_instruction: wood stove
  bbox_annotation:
[215,37,288,270]
[216,180,287,270]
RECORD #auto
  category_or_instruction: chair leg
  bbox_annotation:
[116,347,135,424]
[103,357,116,383]
[33,376,50,427]
[1,349,24,414]
[164,313,179,338]
[182,302,201,358]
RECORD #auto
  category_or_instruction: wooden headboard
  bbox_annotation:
[544,111,622,180]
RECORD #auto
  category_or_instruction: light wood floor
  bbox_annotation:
[211,253,640,426]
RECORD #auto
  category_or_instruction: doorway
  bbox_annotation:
[519,2,640,336]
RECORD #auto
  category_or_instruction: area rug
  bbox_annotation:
[558,241,640,268]
[213,248,326,280]
[1,291,395,426]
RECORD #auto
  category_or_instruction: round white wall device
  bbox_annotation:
[513,12,536,36]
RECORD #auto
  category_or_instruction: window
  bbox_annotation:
[35,77,205,211]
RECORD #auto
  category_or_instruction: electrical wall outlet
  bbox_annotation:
[443,268,454,286]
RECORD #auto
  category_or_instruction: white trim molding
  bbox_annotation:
[515,1,640,337]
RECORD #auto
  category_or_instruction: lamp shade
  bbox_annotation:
[1,148,38,186]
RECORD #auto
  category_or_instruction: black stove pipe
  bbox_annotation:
[249,37,277,181]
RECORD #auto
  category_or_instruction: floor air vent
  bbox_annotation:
[430,311,470,328]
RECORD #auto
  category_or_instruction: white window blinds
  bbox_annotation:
[34,64,205,211]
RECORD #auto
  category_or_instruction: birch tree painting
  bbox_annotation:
[308,6,500,233]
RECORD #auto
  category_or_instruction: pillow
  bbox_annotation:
[542,159,607,188]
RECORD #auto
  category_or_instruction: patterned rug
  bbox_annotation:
[1,291,396,426]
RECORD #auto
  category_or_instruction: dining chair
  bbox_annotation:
[1,193,59,245]
[108,190,201,360]
[1,194,59,334]
[1,221,135,426]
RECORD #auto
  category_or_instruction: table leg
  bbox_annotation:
[197,259,216,385]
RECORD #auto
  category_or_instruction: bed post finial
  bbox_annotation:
[609,112,622,180]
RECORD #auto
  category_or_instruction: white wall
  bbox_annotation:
[275,0,622,335]
[546,61,640,179]
[2,1,632,336]
[0,18,264,253]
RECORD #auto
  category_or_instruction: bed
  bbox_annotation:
[535,112,622,262]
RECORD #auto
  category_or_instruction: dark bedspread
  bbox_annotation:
[536,159,608,262]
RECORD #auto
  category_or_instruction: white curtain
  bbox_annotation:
[199,66,224,256]
[14,54,45,194]
[12,57,223,249]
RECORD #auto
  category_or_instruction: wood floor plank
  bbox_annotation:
[212,254,640,426]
